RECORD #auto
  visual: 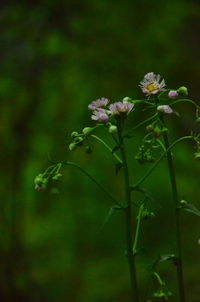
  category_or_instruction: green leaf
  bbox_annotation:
[159,254,176,262]
[130,185,155,202]
[100,205,123,230]
[182,203,200,217]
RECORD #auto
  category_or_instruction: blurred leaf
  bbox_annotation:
[182,203,200,217]
[100,205,123,229]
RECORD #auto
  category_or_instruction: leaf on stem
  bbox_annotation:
[130,185,155,202]
[181,202,200,217]
[159,254,176,262]
[100,205,123,229]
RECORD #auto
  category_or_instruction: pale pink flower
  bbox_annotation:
[91,108,110,123]
[88,97,109,110]
[139,72,166,95]
[168,90,178,99]
[109,102,134,115]
[157,105,173,114]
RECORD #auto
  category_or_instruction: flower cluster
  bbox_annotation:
[88,97,134,123]
[34,164,62,191]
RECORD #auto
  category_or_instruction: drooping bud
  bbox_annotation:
[177,86,188,96]
[82,127,93,135]
[34,174,47,192]
[71,131,79,138]
[109,125,117,134]
[69,143,77,151]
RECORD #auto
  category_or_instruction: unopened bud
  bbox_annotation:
[180,199,187,205]
[82,127,93,135]
[177,86,188,96]
[123,97,132,103]
[168,90,179,99]
[69,143,77,151]
[109,125,117,134]
[71,131,79,138]
[194,152,200,160]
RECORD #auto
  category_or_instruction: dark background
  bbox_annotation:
[1,0,200,301]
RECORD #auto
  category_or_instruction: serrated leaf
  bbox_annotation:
[115,162,123,175]
[182,203,200,217]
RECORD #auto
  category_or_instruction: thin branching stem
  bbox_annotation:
[91,134,122,163]
[62,161,120,205]
[133,135,193,188]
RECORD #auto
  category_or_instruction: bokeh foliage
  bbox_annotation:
[1,0,200,301]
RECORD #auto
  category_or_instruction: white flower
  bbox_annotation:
[88,97,109,110]
[91,108,110,123]
[109,101,134,115]
[139,72,166,95]
[157,105,173,114]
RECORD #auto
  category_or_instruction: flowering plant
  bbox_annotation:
[35,72,200,302]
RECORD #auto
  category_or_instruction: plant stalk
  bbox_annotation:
[118,120,140,302]
[161,119,186,302]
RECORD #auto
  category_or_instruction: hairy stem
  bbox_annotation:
[161,118,186,302]
[118,120,140,302]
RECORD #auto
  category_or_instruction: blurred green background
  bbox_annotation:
[1,0,200,301]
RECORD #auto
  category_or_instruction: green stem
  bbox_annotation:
[161,121,186,302]
[125,113,158,138]
[62,161,120,205]
[170,98,198,108]
[91,134,122,163]
[132,204,143,255]
[133,136,192,188]
[117,121,140,302]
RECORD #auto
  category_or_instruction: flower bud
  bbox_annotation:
[157,105,173,114]
[180,199,187,205]
[35,183,46,192]
[177,86,188,96]
[109,125,117,134]
[122,97,132,103]
[82,127,93,135]
[52,173,62,180]
[34,174,44,185]
[69,143,77,151]
[194,151,200,160]
[71,131,79,138]
[168,90,178,99]
[146,124,154,132]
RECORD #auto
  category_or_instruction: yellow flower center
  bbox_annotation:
[146,83,157,92]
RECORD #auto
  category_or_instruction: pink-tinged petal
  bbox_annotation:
[157,105,173,114]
